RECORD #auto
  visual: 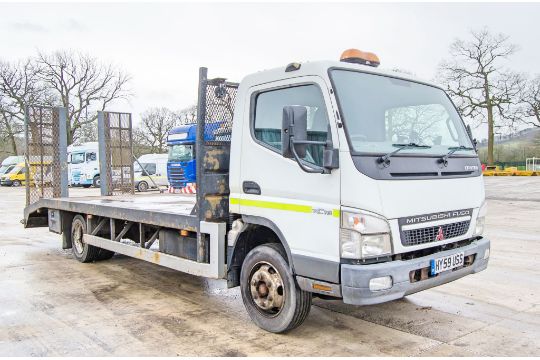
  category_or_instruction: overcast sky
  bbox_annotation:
[1,2,539,139]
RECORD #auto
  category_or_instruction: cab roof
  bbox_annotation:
[238,60,439,90]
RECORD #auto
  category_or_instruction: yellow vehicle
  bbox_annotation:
[0,162,26,187]
[0,161,53,187]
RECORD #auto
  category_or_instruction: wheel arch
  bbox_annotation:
[226,215,295,288]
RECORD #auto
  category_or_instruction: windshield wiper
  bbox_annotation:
[377,143,432,167]
[438,145,475,167]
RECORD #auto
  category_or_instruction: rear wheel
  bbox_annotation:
[137,181,149,192]
[12,180,21,187]
[71,215,100,263]
[240,243,312,333]
[96,248,115,261]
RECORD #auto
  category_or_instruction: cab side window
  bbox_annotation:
[86,152,97,162]
[144,164,157,175]
[253,84,330,166]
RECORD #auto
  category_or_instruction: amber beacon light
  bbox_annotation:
[340,48,380,67]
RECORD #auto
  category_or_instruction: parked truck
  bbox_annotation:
[167,124,197,189]
[23,50,489,333]
[167,122,223,189]
[68,142,100,188]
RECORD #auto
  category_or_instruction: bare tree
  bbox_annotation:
[438,28,523,165]
[135,107,178,153]
[0,59,51,154]
[520,75,540,127]
[35,50,131,144]
[176,104,197,124]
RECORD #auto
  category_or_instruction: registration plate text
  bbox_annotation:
[430,252,464,275]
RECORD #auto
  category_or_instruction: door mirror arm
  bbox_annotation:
[290,137,326,174]
[282,105,339,174]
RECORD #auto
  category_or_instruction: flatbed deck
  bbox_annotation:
[24,193,199,230]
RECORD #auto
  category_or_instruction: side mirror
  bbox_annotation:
[323,148,339,169]
[282,105,308,159]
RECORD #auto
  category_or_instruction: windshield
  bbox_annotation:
[134,162,156,175]
[70,152,85,164]
[9,166,23,174]
[168,144,195,162]
[330,70,474,156]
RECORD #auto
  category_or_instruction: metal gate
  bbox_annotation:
[97,111,134,196]
[24,106,68,206]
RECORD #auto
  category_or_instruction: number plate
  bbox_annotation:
[430,252,464,275]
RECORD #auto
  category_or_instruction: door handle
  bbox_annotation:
[243,181,261,195]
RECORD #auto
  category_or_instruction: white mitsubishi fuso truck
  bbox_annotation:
[23,49,490,333]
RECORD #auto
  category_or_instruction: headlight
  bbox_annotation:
[340,210,392,259]
[474,202,487,236]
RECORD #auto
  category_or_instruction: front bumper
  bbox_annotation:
[341,237,490,305]
[1,179,13,186]
[71,179,92,186]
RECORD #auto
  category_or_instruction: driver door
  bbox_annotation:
[238,76,341,282]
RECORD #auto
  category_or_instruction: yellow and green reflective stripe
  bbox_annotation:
[230,197,340,218]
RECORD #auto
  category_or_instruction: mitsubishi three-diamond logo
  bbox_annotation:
[436,226,445,241]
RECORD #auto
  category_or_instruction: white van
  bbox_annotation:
[134,153,168,192]
[0,156,24,176]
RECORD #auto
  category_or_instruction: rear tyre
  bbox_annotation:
[137,181,149,192]
[71,215,100,263]
[93,176,100,188]
[240,243,312,333]
[12,180,21,187]
[96,248,115,261]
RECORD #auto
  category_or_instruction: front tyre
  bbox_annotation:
[240,243,312,333]
[137,181,149,192]
[93,175,100,188]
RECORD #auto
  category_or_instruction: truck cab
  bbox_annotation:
[228,51,488,309]
[167,125,197,189]
[167,123,222,189]
[68,142,100,188]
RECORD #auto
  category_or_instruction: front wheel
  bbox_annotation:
[240,243,312,333]
[137,181,149,192]
[93,176,100,188]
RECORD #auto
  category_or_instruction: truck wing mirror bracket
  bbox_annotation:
[281,105,338,174]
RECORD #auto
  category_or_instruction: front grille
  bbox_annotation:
[402,220,470,246]
[168,165,187,188]
[168,167,185,181]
